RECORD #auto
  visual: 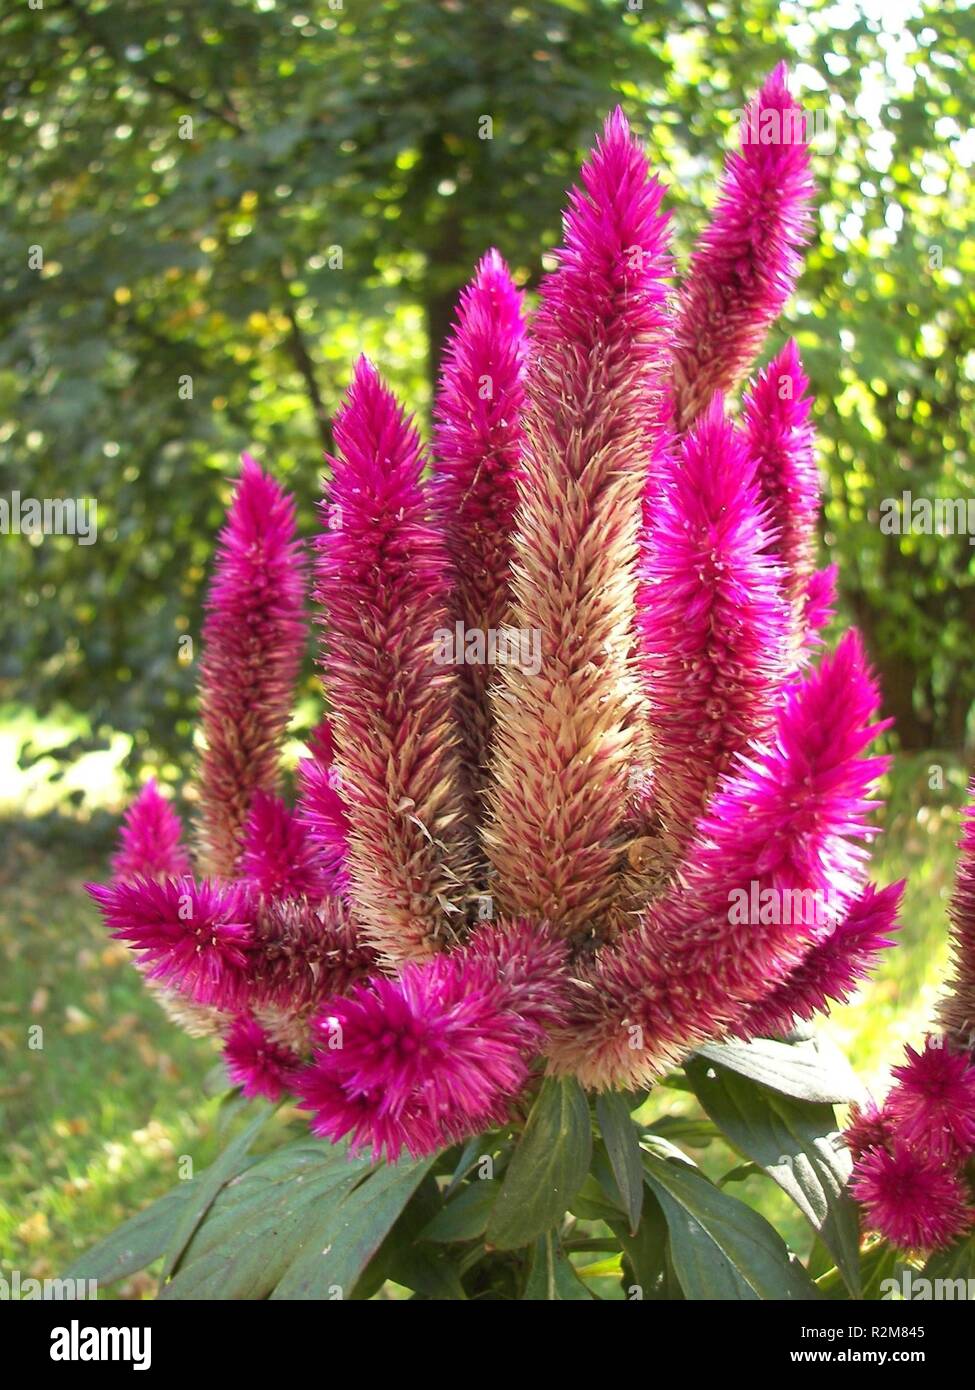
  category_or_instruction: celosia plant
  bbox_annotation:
[77,66,948,1302]
[845,782,975,1255]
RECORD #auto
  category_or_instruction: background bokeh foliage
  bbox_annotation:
[0,0,973,775]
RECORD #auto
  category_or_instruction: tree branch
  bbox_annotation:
[281,290,333,455]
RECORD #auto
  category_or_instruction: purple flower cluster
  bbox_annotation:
[89,68,913,1168]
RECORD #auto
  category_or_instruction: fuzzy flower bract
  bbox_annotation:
[89,67,906,1175]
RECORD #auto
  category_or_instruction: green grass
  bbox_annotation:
[0,821,225,1296]
[0,735,967,1293]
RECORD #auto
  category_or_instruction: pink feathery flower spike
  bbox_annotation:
[238,791,333,903]
[844,1099,894,1163]
[296,921,567,1161]
[741,339,819,621]
[86,876,254,1010]
[846,1035,975,1250]
[637,395,791,846]
[315,358,472,964]
[295,719,350,896]
[803,563,838,644]
[244,897,378,1014]
[196,454,306,879]
[86,76,919,1227]
[548,632,888,1087]
[671,63,814,432]
[888,1039,975,1162]
[111,778,191,882]
[484,107,672,935]
[432,249,529,798]
[851,1145,974,1252]
[845,1034,975,1250]
[224,1015,303,1101]
[733,880,903,1040]
[938,778,975,1045]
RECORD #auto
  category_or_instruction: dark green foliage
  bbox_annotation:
[3,1,972,775]
[65,1034,975,1300]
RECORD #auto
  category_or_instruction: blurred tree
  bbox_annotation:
[0,0,972,777]
[798,5,975,748]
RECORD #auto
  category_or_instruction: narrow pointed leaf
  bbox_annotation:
[696,1036,863,1105]
[486,1077,592,1250]
[160,1140,372,1299]
[596,1092,644,1233]
[421,1180,501,1243]
[522,1233,594,1300]
[161,1101,274,1280]
[65,1182,199,1287]
[686,1056,861,1296]
[270,1156,436,1299]
[643,1152,820,1300]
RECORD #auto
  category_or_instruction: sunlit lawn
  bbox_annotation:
[0,711,967,1294]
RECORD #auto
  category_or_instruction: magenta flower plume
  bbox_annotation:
[295,719,350,895]
[549,631,888,1087]
[734,880,903,1040]
[844,1099,895,1163]
[741,340,819,614]
[847,787,975,1249]
[86,81,911,1206]
[316,358,472,963]
[484,108,673,934]
[245,896,377,1013]
[637,396,790,844]
[111,779,191,882]
[196,454,306,879]
[86,876,254,1009]
[297,1064,442,1162]
[671,64,814,431]
[851,1144,974,1252]
[432,249,529,794]
[939,778,975,1045]
[296,922,567,1160]
[888,1039,975,1162]
[803,563,838,643]
[238,791,331,903]
[224,1015,303,1101]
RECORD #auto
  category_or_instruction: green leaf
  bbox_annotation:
[421,1179,500,1242]
[568,1172,627,1225]
[160,1139,373,1299]
[596,1092,644,1234]
[686,1057,861,1297]
[444,1133,496,1196]
[860,1246,913,1301]
[385,1246,468,1300]
[922,1233,975,1294]
[64,1181,198,1286]
[643,1113,719,1149]
[719,1162,763,1186]
[522,1233,594,1300]
[806,1235,837,1281]
[352,1173,442,1300]
[486,1077,592,1250]
[270,1157,436,1299]
[695,1035,863,1105]
[161,1102,274,1280]
[643,1152,820,1301]
[614,1188,679,1301]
